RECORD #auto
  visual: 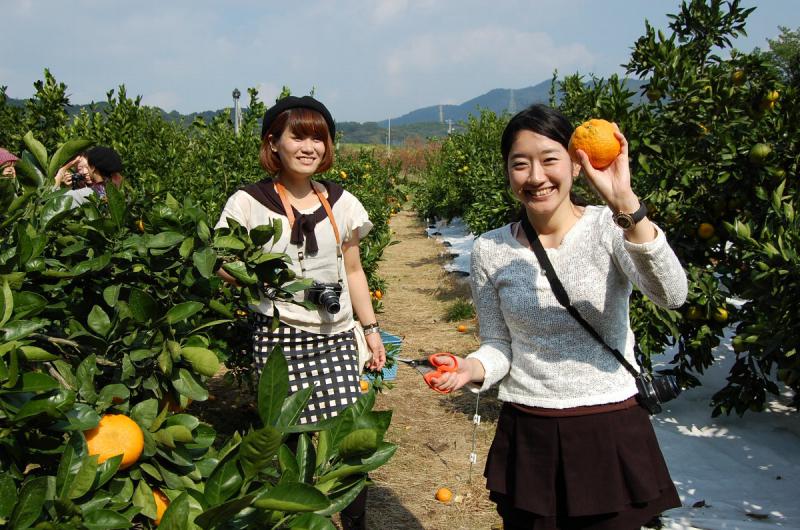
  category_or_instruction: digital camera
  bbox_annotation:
[307,281,343,314]
[635,372,682,414]
[70,172,85,189]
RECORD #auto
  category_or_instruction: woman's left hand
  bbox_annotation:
[573,124,640,213]
[365,332,386,372]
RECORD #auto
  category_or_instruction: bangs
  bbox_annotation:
[283,108,331,142]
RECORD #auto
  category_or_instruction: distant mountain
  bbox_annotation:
[380,79,555,127]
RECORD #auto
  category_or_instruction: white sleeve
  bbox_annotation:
[342,192,373,242]
[215,192,249,230]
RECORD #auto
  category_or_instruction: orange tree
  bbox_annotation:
[413,0,798,415]
[1,75,402,527]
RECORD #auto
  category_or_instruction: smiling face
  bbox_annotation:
[1,161,15,178]
[507,129,580,218]
[270,129,327,180]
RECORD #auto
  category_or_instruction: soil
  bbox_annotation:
[367,209,503,530]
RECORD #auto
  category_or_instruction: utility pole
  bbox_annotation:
[387,117,391,157]
[232,88,242,136]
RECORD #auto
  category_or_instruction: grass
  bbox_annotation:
[445,298,475,322]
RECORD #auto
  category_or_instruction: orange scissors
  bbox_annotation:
[397,353,458,394]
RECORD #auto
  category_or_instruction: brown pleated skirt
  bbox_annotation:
[485,401,681,530]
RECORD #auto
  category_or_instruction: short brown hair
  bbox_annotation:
[259,108,334,175]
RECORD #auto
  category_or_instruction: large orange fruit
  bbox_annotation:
[84,414,144,469]
[153,489,170,525]
[568,119,621,169]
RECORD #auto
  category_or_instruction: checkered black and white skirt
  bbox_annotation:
[251,314,361,425]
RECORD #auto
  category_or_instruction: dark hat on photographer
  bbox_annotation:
[261,95,335,140]
[86,146,123,177]
[0,147,20,166]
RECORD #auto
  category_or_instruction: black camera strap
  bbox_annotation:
[519,214,641,379]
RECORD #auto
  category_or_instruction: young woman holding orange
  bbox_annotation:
[430,104,687,529]
[215,96,384,530]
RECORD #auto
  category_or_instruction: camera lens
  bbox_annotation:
[653,375,681,402]
[319,290,341,314]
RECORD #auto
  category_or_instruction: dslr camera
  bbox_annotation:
[70,172,85,189]
[635,372,682,414]
[307,281,343,314]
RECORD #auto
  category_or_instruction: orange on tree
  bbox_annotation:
[697,223,715,240]
[84,414,144,469]
[135,219,145,233]
[153,489,170,525]
[360,380,369,392]
[749,143,772,165]
[568,119,621,169]
[731,69,746,85]
[374,289,383,300]
[435,487,453,503]
[713,307,729,324]
[685,306,704,321]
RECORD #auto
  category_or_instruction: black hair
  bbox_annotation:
[86,146,123,179]
[501,104,573,163]
[500,104,588,207]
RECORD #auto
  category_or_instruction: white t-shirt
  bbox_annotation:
[215,183,373,334]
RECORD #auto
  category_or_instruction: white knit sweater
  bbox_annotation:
[467,205,687,408]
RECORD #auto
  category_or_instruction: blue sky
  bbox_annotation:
[2,1,798,122]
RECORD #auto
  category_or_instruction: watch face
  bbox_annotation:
[614,213,634,230]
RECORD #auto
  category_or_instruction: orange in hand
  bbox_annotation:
[568,119,621,169]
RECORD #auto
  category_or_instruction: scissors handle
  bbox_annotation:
[423,353,459,393]
[428,353,457,373]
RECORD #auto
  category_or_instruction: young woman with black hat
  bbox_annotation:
[429,104,687,529]
[215,95,385,530]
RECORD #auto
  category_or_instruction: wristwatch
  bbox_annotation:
[612,202,648,231]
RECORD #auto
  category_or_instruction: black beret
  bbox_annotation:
[86,146,123,176]
[261,95,335,141]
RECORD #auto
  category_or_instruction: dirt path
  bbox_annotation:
[368,209,503,530]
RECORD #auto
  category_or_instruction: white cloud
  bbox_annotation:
[142,91,181,110]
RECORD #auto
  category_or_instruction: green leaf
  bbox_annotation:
[258,345,289,426]
[103,284,121,307]
[277,385,314,428]
[164,425,194,443]
[9,476,48,530]
[132,479,156,519]
[129,288,158,323]
[194,495,256,529]
[94,454,123,489]
[40,193,75,229]
[240,426,282,478]
[179,237,195,259]
[11,291,47,320]
[250,224,275,246]
[6,371,60,393]
[97,383,130,408]
[57,434,85,499]
[82,509,131,530]
[338,429,378,459]
[1,279,13,327]
[131,399,159,430]
[253,483,331,512]
[296,434,315,484]
[165,302,204,325]
[180,346,220,377]
[192,247,218,279]
[105,180,126,228]
[172,368,209,401]
[47,138,93,180]
[147,231,186,249]
[213,235,246,250]
[158,491,191,530]
[14,156,44,188]
[88,305,112,337]
[314,476,366,517]
[18,345,59,362]
[2,319,47,342]
[23,131,48,173]
[204,452,244,506]
[69,454,99,499]
[0,475,17,518]
[289,513,338,529]
[222,261,257,285]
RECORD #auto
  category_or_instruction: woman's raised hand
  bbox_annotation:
[573,124,640,214]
